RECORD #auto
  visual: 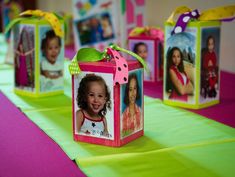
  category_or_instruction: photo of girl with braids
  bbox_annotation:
[40,29,64,92]
[76,74,112,138]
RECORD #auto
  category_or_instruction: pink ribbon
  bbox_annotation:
[107,48,129,86]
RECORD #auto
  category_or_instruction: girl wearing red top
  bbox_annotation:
[122,73,142,137]
[201,35,218,98]
[166,47,194,101]
[203,36,217,72]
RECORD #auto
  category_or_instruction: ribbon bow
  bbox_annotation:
[5,9,63,37]
[167,5,235,35]
[69,44,148,86]
[129,26,164,42]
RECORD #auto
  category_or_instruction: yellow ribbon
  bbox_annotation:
[167,5,235,24]
[199,5,235,21]
[20,10,64,37]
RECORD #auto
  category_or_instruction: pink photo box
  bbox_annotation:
[72,60,144,147]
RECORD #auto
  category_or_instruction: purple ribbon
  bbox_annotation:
[171,9,200,35]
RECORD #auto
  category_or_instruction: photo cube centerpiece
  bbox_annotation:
[11,14,64,97]
[72,57,144,147]
[128,35,163,83]
[164,20,220,109]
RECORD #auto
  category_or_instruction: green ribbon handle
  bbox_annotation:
[68,48,103,74]
[68,45,149,75]
[4,12,64,35]
[4,17,26,34]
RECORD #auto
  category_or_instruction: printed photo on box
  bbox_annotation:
[13,25,35,91]
[165,26,195,103]
[129,40,155,81]
[121,69,143,138]
[74,72,114,140]
[39,26,64,92]
[75,12,114,46]
[72,0,146,51]
[200,27,220,103]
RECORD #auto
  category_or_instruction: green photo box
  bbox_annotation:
[7,10,65,97]
[163,5,235,109]
[164,21,220,109]
[163,7,225,109]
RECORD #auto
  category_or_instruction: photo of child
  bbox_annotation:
[40,29,63,92]
[201,34,219,100]
[89,17,103,43]
[121,70,143,138]
[15,43,34,88]
[132,41,154,81]
[165,25,197,104]
[75,12,114,46]
[166,47,194,102]
[14,25,35,90]
[100,14,113,39]
[76,74,112,138]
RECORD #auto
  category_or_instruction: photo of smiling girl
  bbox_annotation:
[76,74,112,138]
[40,29,64,92]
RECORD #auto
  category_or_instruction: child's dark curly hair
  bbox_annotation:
[77,74,111,117]
[41,30,61,57]
[124,73,140,105]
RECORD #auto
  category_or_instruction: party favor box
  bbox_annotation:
[7,10,65,97]
[72,0,146,51]
[128,28,164,83]
[163,6,227,109]
[70,47,144,146]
